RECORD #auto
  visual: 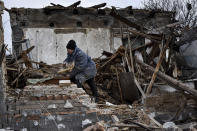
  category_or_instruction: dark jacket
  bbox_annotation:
[64,47,97,79]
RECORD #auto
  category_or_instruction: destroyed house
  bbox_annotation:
[9,3,174,64]
[0,1,197,131]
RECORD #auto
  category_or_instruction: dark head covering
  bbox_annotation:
[66,40,76,50]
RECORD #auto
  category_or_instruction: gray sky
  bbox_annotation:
[2,0,145,51]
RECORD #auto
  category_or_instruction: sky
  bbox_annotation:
[2,0,145,51]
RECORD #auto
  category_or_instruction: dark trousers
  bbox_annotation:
[70,77,98,97]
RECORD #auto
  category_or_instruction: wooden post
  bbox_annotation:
[115,68,123,103]
[67,1,81,8]
[146,36,171,95]
[120,28,146,99]
[127,29,134,72]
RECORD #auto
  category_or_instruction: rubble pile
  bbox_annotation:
[6,47,67,88]
[5,34,197,130]
[1,2,197,130]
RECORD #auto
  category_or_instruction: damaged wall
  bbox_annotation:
[23,28,111,64]
[9,6,174,64]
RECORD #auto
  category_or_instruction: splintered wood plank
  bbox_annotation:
[146,36,171,95]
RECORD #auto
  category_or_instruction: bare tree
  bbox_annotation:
[143,0,197,29]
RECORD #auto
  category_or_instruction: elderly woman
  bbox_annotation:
[63,40,98,102]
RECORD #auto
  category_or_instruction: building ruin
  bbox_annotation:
[0,1,197,131]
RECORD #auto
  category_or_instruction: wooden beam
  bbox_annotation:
[110,9,142,31]
[21,52,32,68]
[134,77,146,99]
[127,30,134,72]
[50,3,56,6]
[4,8,10,12]
[151,21,184,32]
[98,52,119,69]
[115,68,124,103]
[11,68,27,86]
[128,29,162,41]
[8,46,35,65]
[142,110,162,128]
[136,59,197,99]
[146,36,171,94]
[6,67,18,71]
[131,42,155,52]
[50,3,66,8]
[89,3,106,9]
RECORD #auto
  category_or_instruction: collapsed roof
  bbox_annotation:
[0,1,197,130]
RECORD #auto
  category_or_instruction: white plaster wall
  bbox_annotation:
[23,28,122,65]
[23,28,57,64]
[56,32,88,63]
[86,28,111,58]
[114,37,122,50]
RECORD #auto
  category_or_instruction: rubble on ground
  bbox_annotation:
[0,1,197,130]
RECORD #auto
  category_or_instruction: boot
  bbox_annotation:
[86,78,98,101]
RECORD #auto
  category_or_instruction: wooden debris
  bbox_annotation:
[146,114,162,128]
[83,121,105,131]
[8,46,35,65]
[6,67,18,71]
[50,3,65,8]
[127,31,134,72]
[115,67,123,103]
[98,51,119,69]
[128,29,162,41]
[152,21,184,32]
[110,9,142,31]
[134,78,146,99]
[89,3,106,9]
[146,36,172,94]
[11,68,27,87]
[111,115,120,123]
[106,80,112,89]
[131,41,156,52]
[58,63,74,74]
[67,1,81,8]
[101,50,113,57]
[21,51,32,68]
[0,44,6,65]
[136,58,197,99]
